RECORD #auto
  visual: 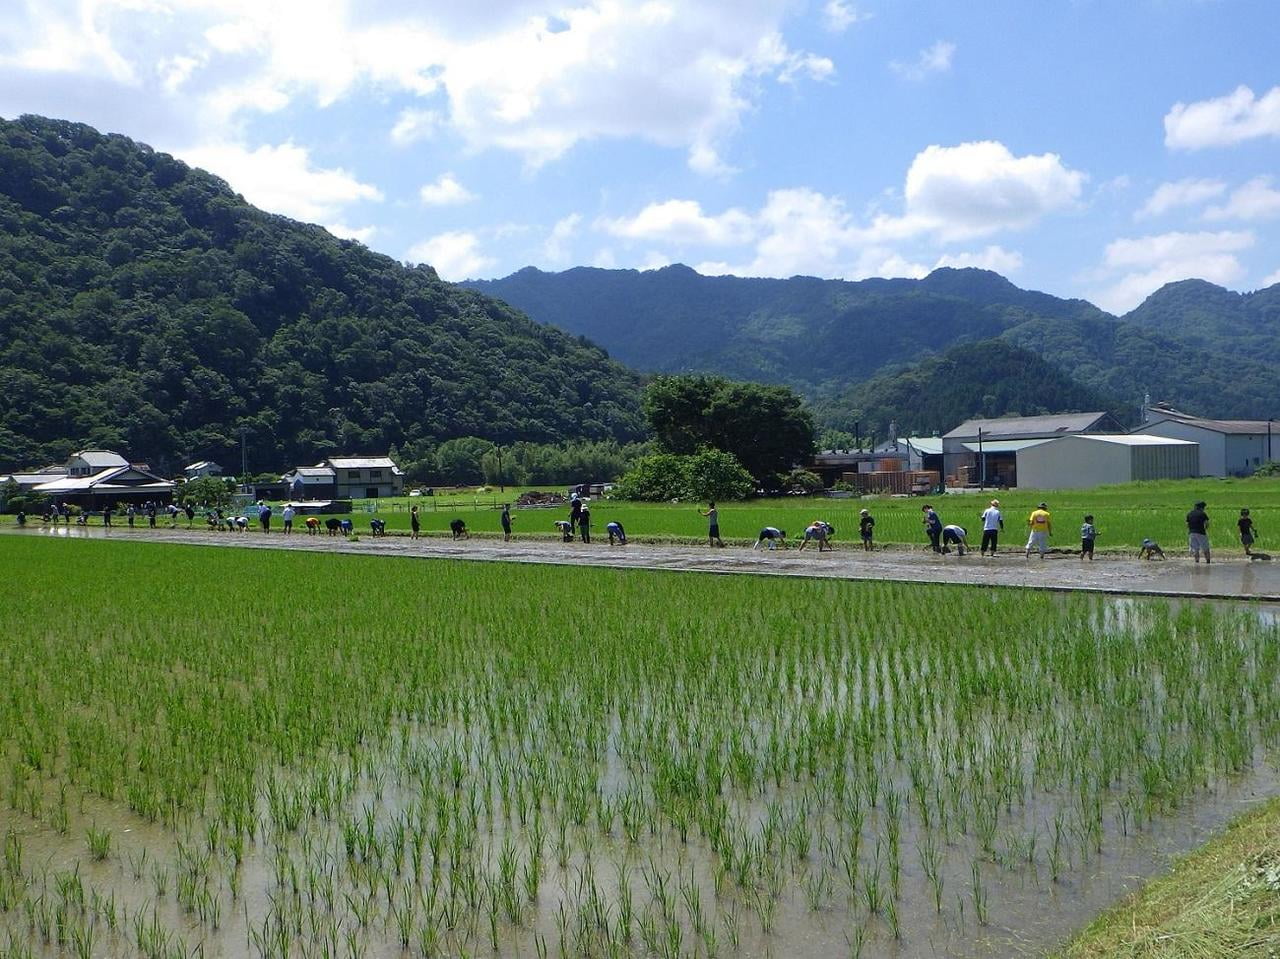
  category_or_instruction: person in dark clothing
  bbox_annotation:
[606,521,627,545]
[699,502,725,548]
[1186,500,1210,564]
[184,504,195,527]
[410,505,421,540]
[450,518,469,539]
[16,510,26,526]
[501,504,513,542]
[579,504,591,543]
[147,504,157,528]
[1080,515,1097,560]
[941,524,967,555]
[554,520,573,542]
[259,503,272,533]
[859,510,875,550]
[922,505,942,553]
[1239,508,1256,557]
[569,495,582,533]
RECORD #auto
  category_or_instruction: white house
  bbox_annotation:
[1014,434,1199,490]
[323,456,404,499]
[1132,405,1276,477]
[65,450,129,477]
[184,461,224,479]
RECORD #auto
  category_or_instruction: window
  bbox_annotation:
[370,470,382,480]
[348,470,360,479]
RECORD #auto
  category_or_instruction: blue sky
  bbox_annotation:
[1,0,1277,312]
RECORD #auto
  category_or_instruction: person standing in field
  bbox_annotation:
[259,502,272,533]
[1080,514,1097,560]
[579,502,591,543]
[282,504,295,534]
[147,503,157,528]
[922,504,943,553]
[501,503,513,542]
[569,494,582,534]
[980,499,1003,555]
[127,504,135,528]
[700,502,725,548]
[410,505,421,540]
[859,509,875,550]
[1026,502,1052,559]
[1238,508,1256,557]
[1186,500,1211,564]
[184,503,196,527]
[102,505,113,528]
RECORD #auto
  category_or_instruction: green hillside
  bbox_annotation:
[467,265,1280,423]
[0,115,646,474]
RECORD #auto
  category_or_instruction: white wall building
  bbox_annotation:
[1133,405,1275,477]
[1015,434,1199,490]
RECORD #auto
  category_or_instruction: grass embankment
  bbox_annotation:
[2,535,1279,957]
[1057,798,1280,957]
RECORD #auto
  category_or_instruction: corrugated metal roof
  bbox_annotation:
[961,439,1053,453]
[1144,407,1273,435]
[326,457,400,470]
[73,450,129,468]
[288,467,336,478]
[1082,434,1197,447]
[945,412,1111,439]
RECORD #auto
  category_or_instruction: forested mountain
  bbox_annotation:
[467,265,1280,423]
[0,115,646,474]
[813,340,1126,440]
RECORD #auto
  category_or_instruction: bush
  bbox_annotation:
[616,449,754,502]
[783,468,824,494]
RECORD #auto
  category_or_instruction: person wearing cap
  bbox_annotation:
[980,499,1003,556]
[1026,502,1052,559]
[858,509,875,551]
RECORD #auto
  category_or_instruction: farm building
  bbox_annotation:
[284,456,404,500]
[1132,404,1276,477]
[943,412,1124,487]
[183,460,223,479]
[809,438,943,491]
[282,465,337,500]
[1014,434,1199,490]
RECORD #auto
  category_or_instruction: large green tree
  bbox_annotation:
[641,375,815,484]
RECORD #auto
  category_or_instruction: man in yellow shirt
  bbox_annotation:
[1026,502,1052,559]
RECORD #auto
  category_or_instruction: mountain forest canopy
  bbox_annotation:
[467,264,1280,427]
[0,115,647,474]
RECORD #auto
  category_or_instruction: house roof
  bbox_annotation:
[1079,433,1197,447]
[287,466,337,479]
[944,412,1113,439]
[185,460,221,471]
[1144,406,1274,435]
[961,439,1052,454]
[326,456,402,471]
[2,470,70,487]
[34,465,173,493]
[72,450,129,468]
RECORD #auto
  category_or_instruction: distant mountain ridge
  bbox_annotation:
[465,265,1280,433]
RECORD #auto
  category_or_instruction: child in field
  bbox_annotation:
[859,509,875,550]
[1239,508,1256,557]
[1138,538,1166,560]
[754,527,786,550]
[798,521,834,552]
[1080,515,1097,560]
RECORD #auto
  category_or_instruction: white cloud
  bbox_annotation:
[935,246,1023,274]
[890,41,955,81]
[640,251,673,270]
[822,1,868,33]
[0,1,833,175]
[390,107,442,145]
[1090,230,1254,313]
[326,223,377,244]
[869,140,1085,243]
[178,140,382,223]
[1204,176,1280,222]
[1165,85,1280,150]
[418,172,476,206]
[599,199,756,246]
[542,213,582,265]
[591,247,618,269]
[1136,177,1225,219]
[406,231,495,281]
[1262,268,1280,288]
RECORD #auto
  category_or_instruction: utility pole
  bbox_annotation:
[240,427,247,483]
[496,445,505,492]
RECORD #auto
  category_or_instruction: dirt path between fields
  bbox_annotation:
[7,524,1280,601]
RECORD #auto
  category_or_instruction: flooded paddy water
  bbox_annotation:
[2,531,1279,958]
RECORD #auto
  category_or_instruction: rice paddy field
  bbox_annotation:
[2,535,1279,958]
[349,477,1280,551]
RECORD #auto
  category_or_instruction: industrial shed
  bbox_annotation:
[1014,434,1199,490]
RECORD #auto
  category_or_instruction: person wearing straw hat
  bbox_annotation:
[980,499,1003,556]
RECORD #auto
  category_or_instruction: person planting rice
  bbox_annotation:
[798,521,834,552]
[554,520,573,542]
[699,502,725,548]
[941,523,968,555]
[980,499,1003,555]
[754,527,787,550]
[606,521,627,545]
[305,516,320,534]
[922,504,942,553]
[1080,514,1097,560]
[1186,500,1211,564]
[1026,502,1052,559]
[859,509,875,550]
[1239,508,1257,557]
[450,518,469,539]
[1139,537,1166,560]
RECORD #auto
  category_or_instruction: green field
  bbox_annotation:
[353,477,1280,552]
[1,536,1278,957]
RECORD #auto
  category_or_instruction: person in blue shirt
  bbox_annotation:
[606,521,627,545]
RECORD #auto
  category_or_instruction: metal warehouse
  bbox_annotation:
[1014,434,1199,490]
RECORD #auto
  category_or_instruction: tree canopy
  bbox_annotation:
[642,375,815,484]
[0,115,647,474]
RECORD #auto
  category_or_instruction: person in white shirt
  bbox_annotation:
[979,499,1004,556]
[282,505,295,534]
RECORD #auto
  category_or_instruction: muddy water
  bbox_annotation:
[8,523,1280,600]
